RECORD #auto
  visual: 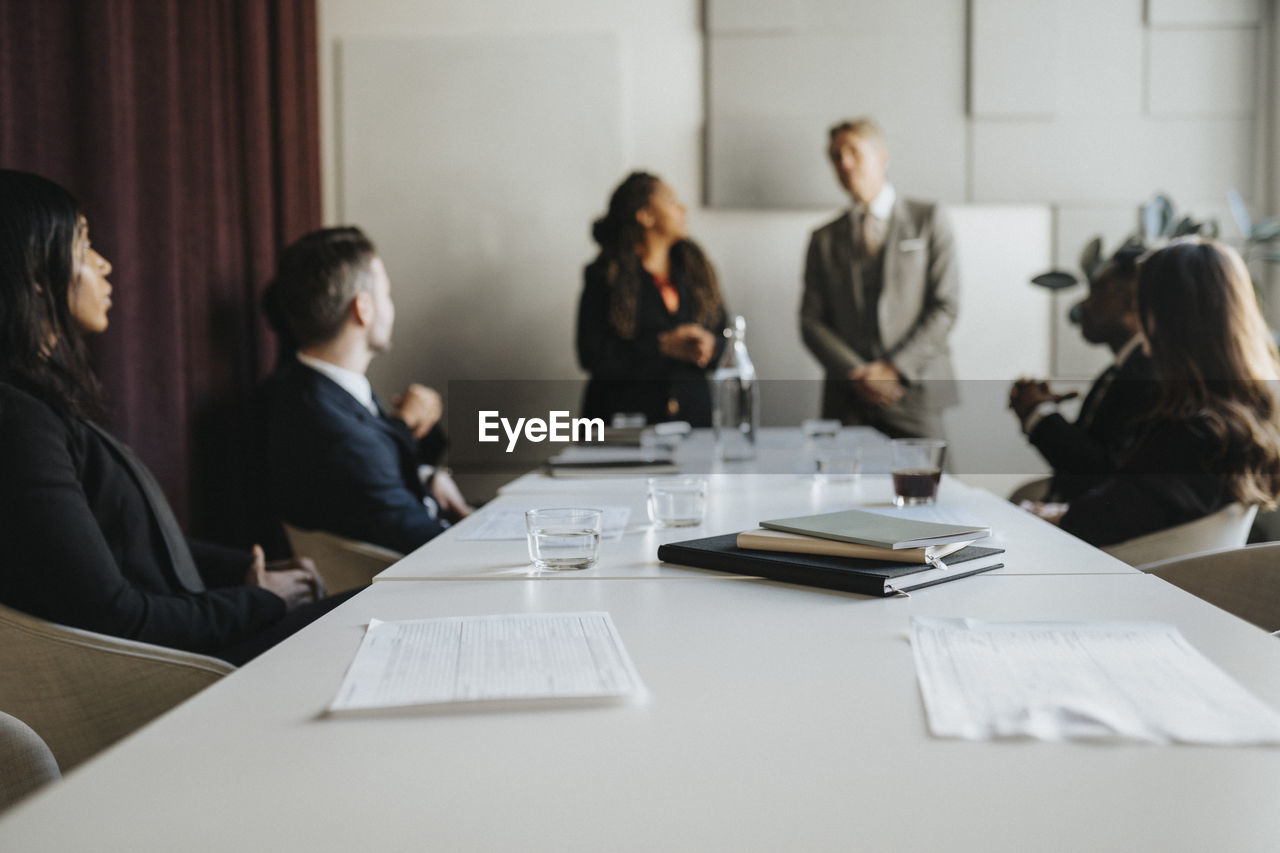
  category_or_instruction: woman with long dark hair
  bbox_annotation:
[576,172,728,426]
[1058,237,1280,545]
[0,170,345,665]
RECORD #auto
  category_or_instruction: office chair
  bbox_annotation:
[1007,476,1051,505]
[1102,503,1257,568]
[0,601,234,772]
[282,523,403,593]
[0,711,60,813]
[1141,542,1280,634]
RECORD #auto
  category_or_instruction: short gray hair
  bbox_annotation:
[827,117,885,148]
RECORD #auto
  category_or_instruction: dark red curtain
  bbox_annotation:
[1,0,321,547]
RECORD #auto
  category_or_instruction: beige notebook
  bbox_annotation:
[736,528,970,564]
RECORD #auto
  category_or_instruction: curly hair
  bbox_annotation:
[0,170,105,420]
[1137,237,1280,507]
[590,172,722,339]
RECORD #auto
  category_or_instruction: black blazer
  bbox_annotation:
[1029,348,1157,501]
[265,359,446,554]
[1059,418,1235,547]
[0,383,284,655]
[576,244,727,427]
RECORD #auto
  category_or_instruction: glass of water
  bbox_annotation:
[647,477,709,528]
[525,508,604,571]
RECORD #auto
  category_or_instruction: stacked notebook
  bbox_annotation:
[657,508,1003,596]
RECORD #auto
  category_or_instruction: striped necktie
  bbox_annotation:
[861,210,886,258]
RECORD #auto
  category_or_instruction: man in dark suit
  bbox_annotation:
[800,117,959,440]
[265,227,472,555]
[1009,245,1156,502]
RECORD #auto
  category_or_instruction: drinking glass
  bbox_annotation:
[525,508,604,570]
[646,477,709,528]
[890,439,946,507]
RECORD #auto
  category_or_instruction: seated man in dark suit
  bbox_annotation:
[264,226,472,554]
[1009,244,1157,502]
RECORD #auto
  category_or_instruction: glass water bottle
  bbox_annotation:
[712,315,759,461]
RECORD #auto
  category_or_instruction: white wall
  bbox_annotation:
[319,0,702,400]
[316,0,1274,497]
[700,0,1272,378]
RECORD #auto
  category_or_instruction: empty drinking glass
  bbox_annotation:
[647,477,709,528]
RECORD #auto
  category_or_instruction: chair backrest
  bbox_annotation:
[0,711,60,813]
[1102,503,1258,568]
[1143,542,1280,633]
[0,602,234,772]
[283,524,403,593]
[1007,476,1051,505]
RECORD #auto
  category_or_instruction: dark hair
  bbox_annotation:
[1137,237,1280,507]
[592,172,658,261]
[1094,241,1145,286]
[0,170,105,420]
[271,226,378,349]
[1086,242,1145,320]
[590,172,722,339]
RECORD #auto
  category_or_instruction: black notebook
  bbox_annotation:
[657,533,1004,597]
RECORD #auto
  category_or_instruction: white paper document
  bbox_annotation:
[456,505,631,541]
[909,616,1280,744]
[329,612,647,713]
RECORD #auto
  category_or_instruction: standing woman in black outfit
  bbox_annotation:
[0,170,348,665]
[1057,238,1280,546]
[577,172,728,426]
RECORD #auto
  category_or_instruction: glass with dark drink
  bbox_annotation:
[890,439,946,506]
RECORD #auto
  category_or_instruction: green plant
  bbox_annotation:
[1229,188,1280,266]
[1031,193,1220,291]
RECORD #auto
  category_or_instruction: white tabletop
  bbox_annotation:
[4,574,1277,852]
[377,473,1137,580]
[496,425,888,493]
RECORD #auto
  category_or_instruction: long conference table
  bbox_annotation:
[3,428,1280,851]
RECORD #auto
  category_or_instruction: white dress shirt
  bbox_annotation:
[295,352,378,416]
[849,183,896,248]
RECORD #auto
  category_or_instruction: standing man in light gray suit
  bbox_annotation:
[799,118,959,439]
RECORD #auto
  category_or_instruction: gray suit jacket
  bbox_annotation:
[799,197,960,423]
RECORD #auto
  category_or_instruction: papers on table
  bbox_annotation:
[329,613,647,714]
[545,445,678,477]
[456,505,631,541]
[549,446,665,463]
[909,616,1280,745]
